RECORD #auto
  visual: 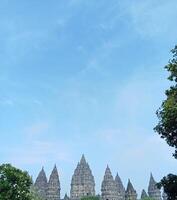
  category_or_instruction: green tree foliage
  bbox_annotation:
[141,198,154,200]
[154,45,177,158]
[154,46,177,200]
[157,174,177,200]
[0,163,32,200]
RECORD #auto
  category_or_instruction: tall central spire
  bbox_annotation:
[70,155,95,200]
[80,154,86,165]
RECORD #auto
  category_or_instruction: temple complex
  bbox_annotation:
[34,155,164,200]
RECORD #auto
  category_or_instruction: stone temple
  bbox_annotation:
[34,155,165,200]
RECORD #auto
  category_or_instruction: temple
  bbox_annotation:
[34,155,165,200]
[148,173,161,200]
[70,155,95,200]
[101,165,119,200]
[125,179,137,200]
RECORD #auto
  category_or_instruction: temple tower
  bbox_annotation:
[47,165,60,200]
[148,173,161,200]
[34,167,48,200]
[125,180,137,200]
[115,173,125,200]
[101,165,119,200]
[141,189,148,199]
[70,155,95,200]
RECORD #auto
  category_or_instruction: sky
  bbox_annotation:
[0,0,177,198]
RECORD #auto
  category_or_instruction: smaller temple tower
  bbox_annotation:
[115,173,125,200]
[125,180,137,200]
[47,165,60,200]
[101,165,119,200]
[141,189,148,199]
[34,167,48,200]
[148,173,161,200]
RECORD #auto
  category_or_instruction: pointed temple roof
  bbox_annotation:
[35,167,47,182]
[80,154,86,165]
[115,173,125,200]
[149,173,156,186]
[141,189,148,199]
[105,165,112,176]
[101,166,118,200]
[70,155,95,199]
[148,173,161,200]
[148,173,158,191]
[125,179,137,200]
[126,179,136,193]
[48,165,60,186]
[34,167,48,199]
[47,165,60,200]
[115,173,125,193]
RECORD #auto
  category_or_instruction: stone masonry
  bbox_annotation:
[34,155,164,200]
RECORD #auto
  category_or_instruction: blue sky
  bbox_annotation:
[0,0,177,197]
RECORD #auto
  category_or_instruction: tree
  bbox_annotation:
[0,163,32,200]
[154,45,177,158]
[157,174,177,200]
[154,46,177,200]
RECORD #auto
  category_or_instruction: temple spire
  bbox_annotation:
[34,167,48,199]
[148,173,161,200]
[47,165,60,200]
[80,154,86,165]
[141,189,148,199]
[101,166,119,200]
[125,179,137,200]
[115,173,125,200]
[70,155,95,200]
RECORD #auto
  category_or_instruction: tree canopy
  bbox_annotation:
[154,46,177,200]
[154,45,177,158]
[157,174,177,200]
[0,164,32,200]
